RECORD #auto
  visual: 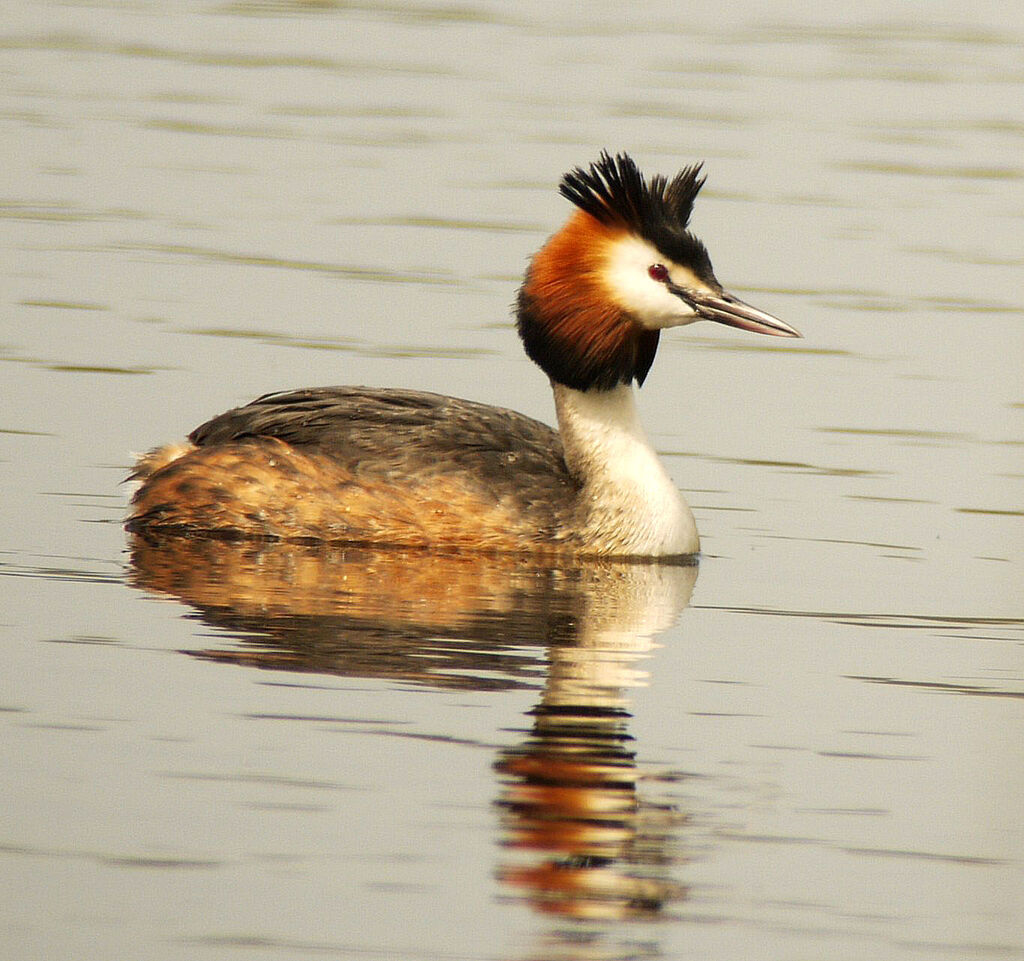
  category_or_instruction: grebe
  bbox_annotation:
[128,152,799,558]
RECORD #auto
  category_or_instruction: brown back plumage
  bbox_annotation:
[128,387,582,550]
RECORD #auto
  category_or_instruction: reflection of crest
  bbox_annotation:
[128,533,697,921]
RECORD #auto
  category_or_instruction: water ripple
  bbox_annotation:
[849,675,1024,699]
[0,31,448,77]
[121,241,459,286]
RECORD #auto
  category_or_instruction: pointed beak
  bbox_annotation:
[671,285,801,338]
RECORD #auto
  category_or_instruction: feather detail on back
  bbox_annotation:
[128,388,583,550]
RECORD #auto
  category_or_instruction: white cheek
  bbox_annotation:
[603,236,708,330]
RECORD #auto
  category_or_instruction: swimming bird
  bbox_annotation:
[127,152,799,559]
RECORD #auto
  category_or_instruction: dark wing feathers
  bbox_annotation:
[189,386,576,499]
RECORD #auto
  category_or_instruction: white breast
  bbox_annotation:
[553,383,699,557]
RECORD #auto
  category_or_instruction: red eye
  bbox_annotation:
[648,263,670,283]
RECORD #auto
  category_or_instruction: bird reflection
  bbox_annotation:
[128,533,697,924]
[494,561,695,922]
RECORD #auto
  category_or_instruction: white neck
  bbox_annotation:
[553,383,699,557]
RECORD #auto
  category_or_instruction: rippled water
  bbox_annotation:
[2,2,1022,959]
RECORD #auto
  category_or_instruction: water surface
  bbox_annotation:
[1,2,1021,959]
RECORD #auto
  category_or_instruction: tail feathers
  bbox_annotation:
[127,442,196,484]
[126,437,331,539]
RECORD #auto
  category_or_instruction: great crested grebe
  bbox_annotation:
[128,152,799,558]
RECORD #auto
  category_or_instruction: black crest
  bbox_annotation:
[560,151,713,274]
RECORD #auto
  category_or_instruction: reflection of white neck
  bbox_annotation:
[553,383,699,557]
[543,561,698,705]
